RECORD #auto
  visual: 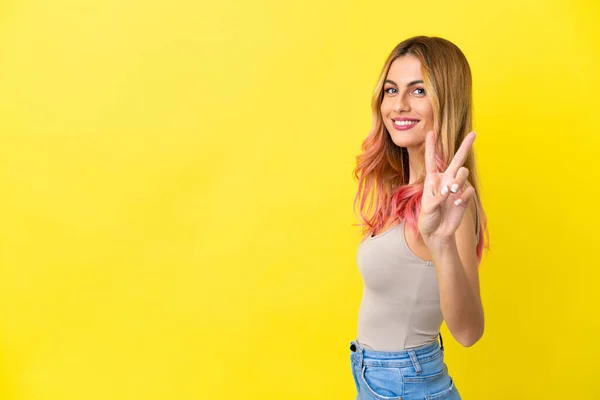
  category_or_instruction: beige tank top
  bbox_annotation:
[356,200,480,351]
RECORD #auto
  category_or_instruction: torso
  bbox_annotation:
[372,220,433,262]
[356,201,480,351]
[357,219,442,350]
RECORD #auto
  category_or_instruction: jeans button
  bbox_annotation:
[350,343,357,352]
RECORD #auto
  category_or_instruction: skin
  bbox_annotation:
[379,55,484,347]
[381,55,433,184]
[420,130,484,347]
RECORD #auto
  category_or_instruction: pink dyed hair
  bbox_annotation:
[353,36,488,262]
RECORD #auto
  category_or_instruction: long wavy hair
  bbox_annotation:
[353,36,488,261]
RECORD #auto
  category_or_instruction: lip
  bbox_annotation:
[391,117,420,131]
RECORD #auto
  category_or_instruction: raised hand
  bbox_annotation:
[418,130,476,244]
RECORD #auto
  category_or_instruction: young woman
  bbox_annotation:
[350,36,488,400]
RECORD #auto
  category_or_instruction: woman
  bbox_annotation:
[350,36,488,400]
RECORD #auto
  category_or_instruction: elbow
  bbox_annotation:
[457,335,479,348]
[456,325,484,348]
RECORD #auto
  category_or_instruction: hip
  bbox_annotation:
[349,337,461,400]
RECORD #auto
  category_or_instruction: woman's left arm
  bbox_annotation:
[418,130,484,347]
[428,200,484,347]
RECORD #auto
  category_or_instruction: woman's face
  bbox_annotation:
[380,55,434,149]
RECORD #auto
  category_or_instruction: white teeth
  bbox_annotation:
[394,120,418,126]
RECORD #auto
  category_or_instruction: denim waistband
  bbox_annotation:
[350,337,443,370]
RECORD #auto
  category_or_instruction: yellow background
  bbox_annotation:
[0,0,599,399]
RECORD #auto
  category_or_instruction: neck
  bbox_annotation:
[406,145,424,185]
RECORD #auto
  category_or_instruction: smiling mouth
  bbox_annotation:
[393,120,420,127]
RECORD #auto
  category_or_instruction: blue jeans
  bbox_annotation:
[349,336,461,400]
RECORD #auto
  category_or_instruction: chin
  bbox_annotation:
[388,131,426,149]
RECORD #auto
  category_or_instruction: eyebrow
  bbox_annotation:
[384,79,424,87]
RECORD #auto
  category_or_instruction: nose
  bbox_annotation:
[394,94,410,112]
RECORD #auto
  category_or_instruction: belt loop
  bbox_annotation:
[439,333,444,351]
[408,350,422,375]
[350,341,364,368]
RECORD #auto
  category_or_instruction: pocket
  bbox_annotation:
[400,358,458,400]
[400,357,446,383]
[425,379,459,400]
[359,365,403,400]
[400,368,445,383]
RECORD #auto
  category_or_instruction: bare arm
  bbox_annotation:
[428,200,484,347]
[418,130,484,347]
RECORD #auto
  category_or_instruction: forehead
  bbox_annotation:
[386,55,423,82]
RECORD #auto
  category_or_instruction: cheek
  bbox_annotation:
[417,102,434,124]
[380,99,391,115]
[380,103,393,128]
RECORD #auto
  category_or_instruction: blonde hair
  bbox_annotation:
[354,36,488,258]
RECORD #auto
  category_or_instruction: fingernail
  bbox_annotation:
[441,185,448,195]
[454,199,462,206]
[450,184,459,193]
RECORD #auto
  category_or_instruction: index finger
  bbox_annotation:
[445,131,476,176]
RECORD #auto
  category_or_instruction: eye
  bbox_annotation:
[384,87,397,95]
[412,87,426,96]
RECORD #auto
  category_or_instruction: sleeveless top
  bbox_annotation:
[355,197,480,351]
